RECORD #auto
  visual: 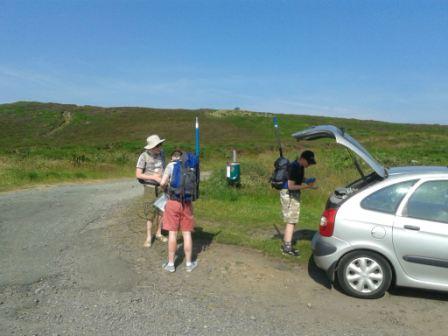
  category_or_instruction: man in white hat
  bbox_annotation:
[136,134,168,247]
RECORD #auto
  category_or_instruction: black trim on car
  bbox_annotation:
[327,261,338,282]
[313,239,337,257]
[403,255,448,269]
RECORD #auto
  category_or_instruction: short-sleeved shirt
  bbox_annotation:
[288,160,304,197]
[136,151,165,175]
[162,161,176,181]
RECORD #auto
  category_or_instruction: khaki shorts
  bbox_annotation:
[143,185,159,201]
[142,185,160,220]
[280,189,301,224]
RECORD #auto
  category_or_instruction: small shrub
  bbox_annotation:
[46,171,61,178]
[114,153,129,165]
[71,154,88,166]
[28,171,39,180]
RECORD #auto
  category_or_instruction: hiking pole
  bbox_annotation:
[269,116,289,190]
[195,116,200,157]
[273,116,283,157]
[195,116,201,198]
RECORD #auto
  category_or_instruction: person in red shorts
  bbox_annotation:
[159,149,198,273]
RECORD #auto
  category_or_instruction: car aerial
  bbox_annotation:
[292,125,448,299]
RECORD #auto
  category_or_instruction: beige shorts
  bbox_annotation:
[143,185,159,201]
[142,185,160,219]
[280,189,301,224]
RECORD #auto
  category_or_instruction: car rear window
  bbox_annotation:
[361,180,418,214]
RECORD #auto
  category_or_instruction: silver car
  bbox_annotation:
[293,125,448,299]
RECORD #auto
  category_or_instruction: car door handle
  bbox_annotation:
[404,225,420,231]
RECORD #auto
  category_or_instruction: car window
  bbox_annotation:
[361,180,417,214]
[403,180,448,224]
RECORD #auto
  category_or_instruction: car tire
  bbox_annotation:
[337,250,392,299]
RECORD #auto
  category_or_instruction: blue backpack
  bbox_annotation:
[169,152,200,202]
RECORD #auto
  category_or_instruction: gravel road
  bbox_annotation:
[1,179,447,336]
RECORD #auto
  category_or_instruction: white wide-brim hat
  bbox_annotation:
[144,134,165,149]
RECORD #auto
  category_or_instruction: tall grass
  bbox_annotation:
[0,155,133,191]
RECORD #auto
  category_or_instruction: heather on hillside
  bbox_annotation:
[1,101,447,260]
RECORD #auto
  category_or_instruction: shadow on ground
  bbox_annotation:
[388,286,448,301]
[272,226,317,243]
[292,229,316,242]
[307,255,332,289]
[174,227,220,266]
[272,227,332,289]
[307,253,448,301]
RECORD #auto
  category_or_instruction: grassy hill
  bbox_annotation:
[1,101,447,260]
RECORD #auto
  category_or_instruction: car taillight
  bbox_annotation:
[320,208,337,237]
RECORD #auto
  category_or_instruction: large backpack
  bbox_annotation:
[168,152,200,201]
[270,156,290,190]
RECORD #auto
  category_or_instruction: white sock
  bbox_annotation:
[167,262,174,267]
[186,261,192,267]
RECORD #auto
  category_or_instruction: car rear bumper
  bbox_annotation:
[313,238,337,256]
[312,233,351,277]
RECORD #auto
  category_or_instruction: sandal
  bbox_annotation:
[155,235,168,243]
[143,240,152,248]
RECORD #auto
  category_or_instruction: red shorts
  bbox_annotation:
[162,200,195,232]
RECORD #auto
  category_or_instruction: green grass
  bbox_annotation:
[1,101,447,262]
[194,149,362,261]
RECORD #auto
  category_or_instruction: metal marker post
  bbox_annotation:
[273,116,283,157]
[195,117,200,198]
[195,117,200,156]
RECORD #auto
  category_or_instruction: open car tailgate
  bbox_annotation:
[292,125,387,178]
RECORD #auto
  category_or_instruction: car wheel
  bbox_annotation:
[337,250,392,299]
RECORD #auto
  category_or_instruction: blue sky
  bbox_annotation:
[0,0,447,124]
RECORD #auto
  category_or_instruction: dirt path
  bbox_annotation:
[1,180,447,335]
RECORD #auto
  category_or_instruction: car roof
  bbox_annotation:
[388,166,448,177]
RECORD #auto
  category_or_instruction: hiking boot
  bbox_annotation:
[185,261,198,272]
[162,262,175,273]
[281,244,300,257]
